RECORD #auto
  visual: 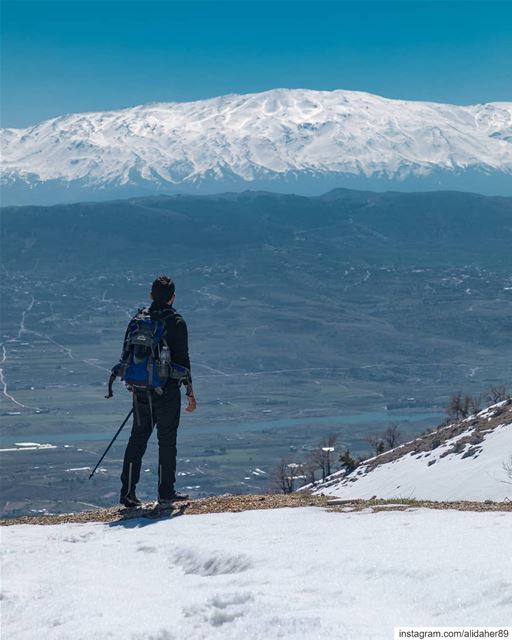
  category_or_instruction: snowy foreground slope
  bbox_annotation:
[2,507,512,640]
[312,402,512,502]
[2,88,511,204]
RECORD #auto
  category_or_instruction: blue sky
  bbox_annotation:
[1,0,511,128]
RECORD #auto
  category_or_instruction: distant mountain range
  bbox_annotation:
[1,89,511,205]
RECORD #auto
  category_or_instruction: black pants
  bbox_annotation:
[120,384,181,500]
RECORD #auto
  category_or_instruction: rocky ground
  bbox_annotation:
[1,492,510,526]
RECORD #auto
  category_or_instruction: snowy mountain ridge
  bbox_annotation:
[310,399,512,502]
[2,88,512,204]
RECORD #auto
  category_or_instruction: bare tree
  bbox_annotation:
[311,434,337,481]
[271,460,307,494]
[322,446,335,477]
[311,448,328,482]
[487,385,510,404]
[288,462,307,490]
[446,392,471,420]
[303,458,318,485]
[271,459,295,494]
[382,423,401,450]
[367,434,386,456]
[468,395,482,415]
[367,423,401,457]
[324,434,337,475]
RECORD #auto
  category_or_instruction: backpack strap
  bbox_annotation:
[149,306,175,324]
[149,306,176,346]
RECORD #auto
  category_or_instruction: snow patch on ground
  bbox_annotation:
[0,442,57,452]
[2,507,512,639]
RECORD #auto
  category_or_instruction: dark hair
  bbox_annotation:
[151,275,175,304]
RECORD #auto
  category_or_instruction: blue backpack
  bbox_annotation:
[106,307,191,399]
[121,308,169,392]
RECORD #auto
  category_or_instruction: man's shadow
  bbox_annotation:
[107,501,189,528]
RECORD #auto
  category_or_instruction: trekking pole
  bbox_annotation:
[88,408,133,479]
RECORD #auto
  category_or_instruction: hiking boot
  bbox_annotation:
[158,489,189,505]
[120,493,142,508]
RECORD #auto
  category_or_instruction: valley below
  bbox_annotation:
[1,189,511,516]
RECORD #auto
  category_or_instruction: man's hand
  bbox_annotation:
[185,394,197,413]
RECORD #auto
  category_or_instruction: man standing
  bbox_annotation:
[119,276,196,507]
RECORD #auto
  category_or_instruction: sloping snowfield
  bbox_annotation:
[2,507,511,639]
[313,421,512,502]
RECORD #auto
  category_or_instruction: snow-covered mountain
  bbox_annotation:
[2,88,512,204]
[310,400,512,502]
